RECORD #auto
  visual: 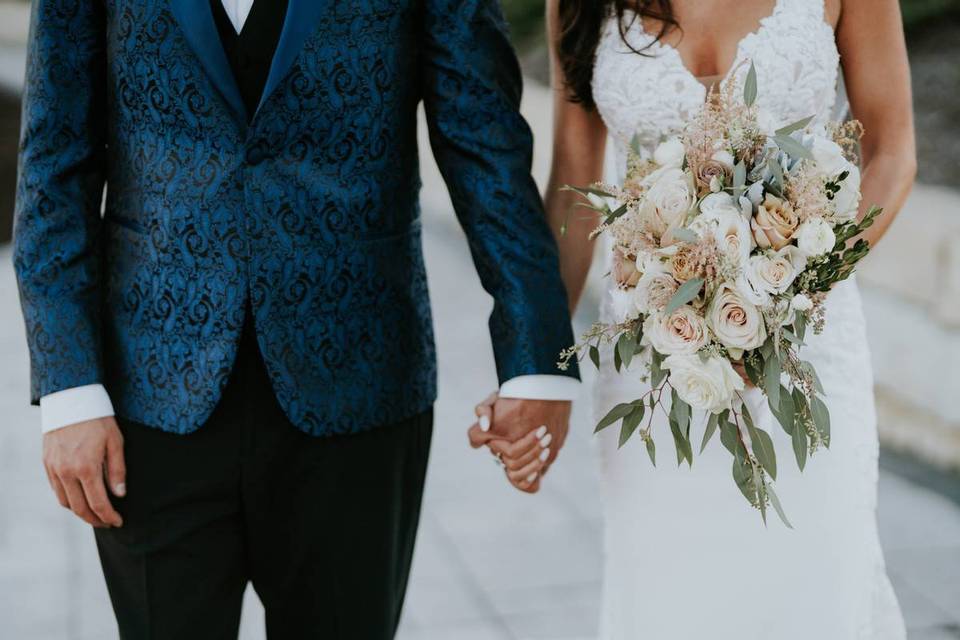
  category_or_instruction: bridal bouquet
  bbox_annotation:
[559,63,881,526]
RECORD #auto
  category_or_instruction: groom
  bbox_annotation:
[14,0,580,637]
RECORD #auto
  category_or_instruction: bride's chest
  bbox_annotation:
[592,1,840,153]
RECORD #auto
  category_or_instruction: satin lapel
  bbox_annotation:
[257,0,328,115]
[168,0,247,124]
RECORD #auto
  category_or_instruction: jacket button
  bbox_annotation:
[246,146,268,165]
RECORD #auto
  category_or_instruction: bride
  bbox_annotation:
[478,0,916,637]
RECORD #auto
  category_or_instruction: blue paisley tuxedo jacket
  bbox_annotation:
[13,0,579,435]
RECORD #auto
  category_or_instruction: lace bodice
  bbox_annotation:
[592,0,840,181]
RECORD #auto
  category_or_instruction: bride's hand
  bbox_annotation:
[467,392,565,493]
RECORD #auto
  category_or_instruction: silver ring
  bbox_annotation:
[492,452,505,468]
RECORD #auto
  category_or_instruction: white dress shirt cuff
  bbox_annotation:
[498,375,580,401]
[39,384,115,434]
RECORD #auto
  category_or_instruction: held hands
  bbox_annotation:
[467,393,571,494]
[43,417,126,528]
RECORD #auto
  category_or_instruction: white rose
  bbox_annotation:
[707,283,767,355]
[699,192,738,215]
[664,353,745,414]
[640,167,696,235]
[791,293,814,312]
[711,149,735,170]
[609,286,641,323]
[644,305,709,356]
[654,137,686,168]
[738,245,807,305]
[810,137,849,176]
[703,208,753,264]
[634,270,680,315]
[831,163,861,221]
[796,217,836,257]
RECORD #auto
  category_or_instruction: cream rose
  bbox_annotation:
[737,246,807,305]
[796,217,836,257]
[663,353,745,414]
[609,286,641,323]
[640,167,696,236]
[707,283,767,355]
[654,137,686,168]
[644,305,709,356]
[634,269,680,315]
[705,208,754,264]
[751,194,800,250]
[695,159,732,193]
[612,248,642,287]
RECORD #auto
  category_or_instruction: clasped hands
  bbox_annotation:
[467,393,571,493]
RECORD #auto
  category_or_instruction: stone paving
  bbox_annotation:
[1,213,960,638]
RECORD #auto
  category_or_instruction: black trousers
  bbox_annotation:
[94,318,433,639]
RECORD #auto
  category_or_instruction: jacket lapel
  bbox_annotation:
[169,0,248,124]
[257,0,328,115]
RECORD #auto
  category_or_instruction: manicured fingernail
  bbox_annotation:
[114,483,126,497]
[526,472,538,483]
[540,433,553,448]
[535,425,548,439]
[539,448,550,462]
[479,415,490,432]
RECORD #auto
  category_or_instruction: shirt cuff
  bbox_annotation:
[39,384,115,434]
[498,375,580,401]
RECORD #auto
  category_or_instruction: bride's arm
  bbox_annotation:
[545,0,608,313]
[836,0,917,247]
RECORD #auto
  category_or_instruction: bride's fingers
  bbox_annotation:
[488,426,550,461]
[496,437,551,471]
[474,391,498,432]
[506,455,544,486]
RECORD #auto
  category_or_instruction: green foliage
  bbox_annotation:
[901,0,960,28]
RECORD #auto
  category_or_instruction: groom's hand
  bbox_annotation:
[43,417,126,528]
[468,395,571,490]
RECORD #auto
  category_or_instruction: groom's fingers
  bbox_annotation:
[474,391,498,432]
[468,423,501,449]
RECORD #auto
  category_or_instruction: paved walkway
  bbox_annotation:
[1,212,959,638]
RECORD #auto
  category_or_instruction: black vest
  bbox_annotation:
[210,0,290,118]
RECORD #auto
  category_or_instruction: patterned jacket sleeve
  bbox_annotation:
[420,0,580,384]
[13,0,108,404]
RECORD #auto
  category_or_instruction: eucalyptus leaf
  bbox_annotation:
[811,395,831,443]
[754,465,767,524]
[619,407,643,448]
[763,353,781,407]
[774,134,814,161]
[719,414,739,456]
[767,156,786,191]
[646,437,657,466]
[775,115,815,136]
[767,483,793,528]
[561,184,616,199]
[744,61,758,107]
[734,160,747,187]
[589,344,600,370]
[771,385,794,435]
[746,419,778,481]
[732,458,755,503]
[617,331,638,370]
[701,413,720,453]
[596,402,634,433]
[663,277,704,315]
[651,351,667,387]
[792,414,808,471]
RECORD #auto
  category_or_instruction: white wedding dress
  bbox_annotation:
[590,1,907,638]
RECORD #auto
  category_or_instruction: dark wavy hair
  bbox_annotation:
[557,0,677,110]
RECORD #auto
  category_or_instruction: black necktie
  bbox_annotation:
[210,0,290,118]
